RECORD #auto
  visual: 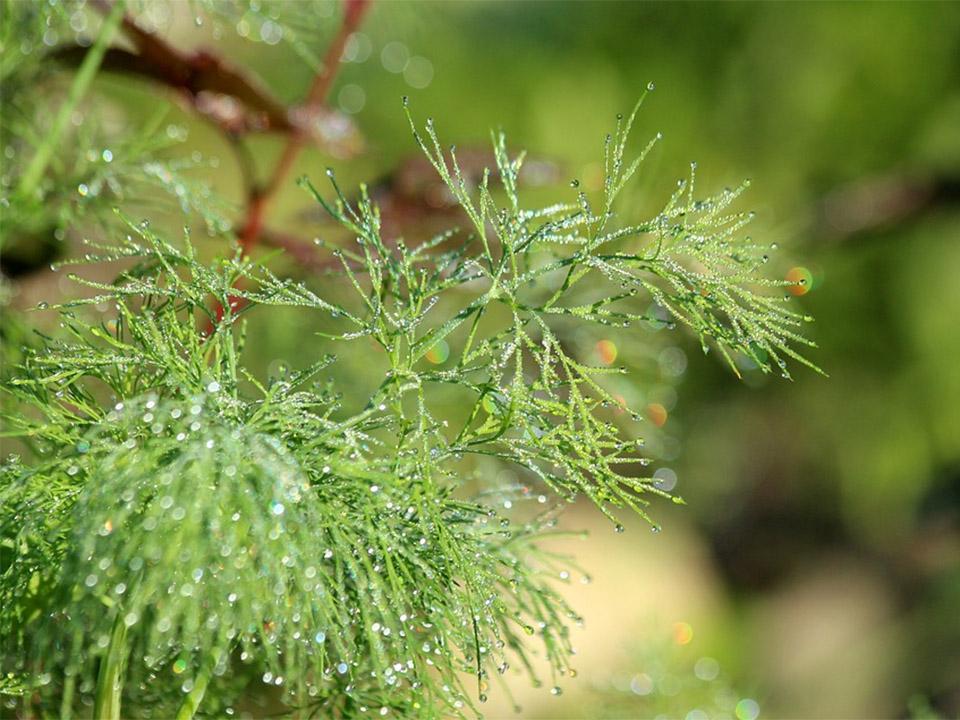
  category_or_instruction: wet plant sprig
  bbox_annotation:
[0,96,817,719]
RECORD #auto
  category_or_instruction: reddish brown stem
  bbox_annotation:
[211,0,372,328]
[243,0,371,238]
[85,0,295,135]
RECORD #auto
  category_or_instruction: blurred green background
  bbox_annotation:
[4,1,960,718]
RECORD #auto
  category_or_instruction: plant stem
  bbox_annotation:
[59,628,84,720]
[15,0,125,200]
[60,670,76,720]
[206,0,372,332]
[237,0,373,252]
[92,612,129,720]
[174,650,220,720]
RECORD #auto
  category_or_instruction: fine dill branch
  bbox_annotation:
[1,87,817,719]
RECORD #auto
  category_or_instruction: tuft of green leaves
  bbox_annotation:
[1,95,817,719]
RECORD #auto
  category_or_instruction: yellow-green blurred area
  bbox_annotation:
[4,1,960,718]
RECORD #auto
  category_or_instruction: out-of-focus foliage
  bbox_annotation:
[0,2,233,274]
[585,624,757,720]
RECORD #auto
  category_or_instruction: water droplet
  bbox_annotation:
[206,381,221,393]
[614,523,625,534]
[259,19,283,45]
[551,686,563,696]
[647,81,656,91]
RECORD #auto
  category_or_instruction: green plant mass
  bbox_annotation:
[0,2,820,719]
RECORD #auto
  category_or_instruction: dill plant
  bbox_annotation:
[0,3,819,719]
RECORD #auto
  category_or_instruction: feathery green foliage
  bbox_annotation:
[0,1,819,710]
[1,88,817,717]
